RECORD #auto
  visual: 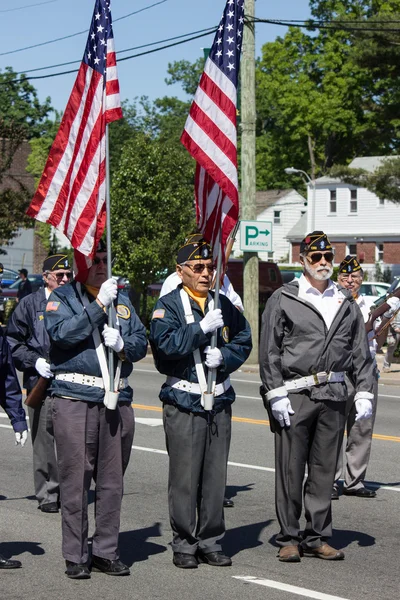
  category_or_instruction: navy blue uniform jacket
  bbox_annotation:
[7,287,49,393]
[44,281,147,403]
[0,328,27,433]
[149,286,252,413]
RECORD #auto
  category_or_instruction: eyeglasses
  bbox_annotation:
[93,257,108,265]
[181,262,214,274]
[47,271,72,279]
[306,252,335,264]
[339,273,362,281]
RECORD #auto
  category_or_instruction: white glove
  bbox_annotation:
[384,297,400,318]
[355,398,373,421]
[15,430,28,447]
[205,346,223,368]
[35,357,52,378]
[270,396,295,427]
[97,277,118,307]
[102,324,124,353]
[200,309,224,334]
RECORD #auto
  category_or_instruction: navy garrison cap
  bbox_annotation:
[339,255,362,274]
[300,231,332,254]
[43,254,70,272]
[177,234,212,263]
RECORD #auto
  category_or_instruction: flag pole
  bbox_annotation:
[206,230,223,395]
[105,124,115,393]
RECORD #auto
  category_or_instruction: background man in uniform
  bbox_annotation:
[7,254,72,513]
[333,256,379,499]
[150,234,252,569]
[260,231,374,563]
[382,298,400,373]
[0,326,28,569]
[44,241,147,579]
[17,268,32,302]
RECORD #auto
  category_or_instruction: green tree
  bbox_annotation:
[110,132,196,322]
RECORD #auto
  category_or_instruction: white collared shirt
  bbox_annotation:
[298,274,345,329]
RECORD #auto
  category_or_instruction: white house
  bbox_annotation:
[233,189,307,262]
[288,156,400,271]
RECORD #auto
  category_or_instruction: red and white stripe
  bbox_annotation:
[27,37,122,259]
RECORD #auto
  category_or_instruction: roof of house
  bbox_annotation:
[239,189,305,216]
[348,155,398,172]
[285,212,308,241]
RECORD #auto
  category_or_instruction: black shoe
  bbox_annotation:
[0,554,21,569]
[198,550,232,567]
[343,487,376,498]
[91,555,130,576]
[65,561,91,579]
[39,502,59,513]
[331,487,339,500]
[173,553,198,569]
[223,497,234,508]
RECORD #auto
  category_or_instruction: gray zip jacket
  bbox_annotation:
[260,279,374,402]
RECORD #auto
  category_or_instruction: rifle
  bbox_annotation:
[211,221,240,290]
[365,282,400,350]
[25,376,51,409]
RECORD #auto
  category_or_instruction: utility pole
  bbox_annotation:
[241,0,258,363]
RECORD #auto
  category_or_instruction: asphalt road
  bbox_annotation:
[1,357,399,600]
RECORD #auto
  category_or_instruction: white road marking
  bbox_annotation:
[135,418,163,427]
[134,368,261,385]
[233,576,351,600]
[0,424,13,429]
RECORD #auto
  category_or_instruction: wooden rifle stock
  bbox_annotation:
[25,376,51,409]
[365,287,400,334]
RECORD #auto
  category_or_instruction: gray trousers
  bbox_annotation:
[51,397,134,563]
[274,392,346,548]
[163,404,231,555]
[335,374,378,491]
[28,396,59,507]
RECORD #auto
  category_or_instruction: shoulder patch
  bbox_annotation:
[46,301,60,312]
[116,304,131,320]
[152,308,165,320]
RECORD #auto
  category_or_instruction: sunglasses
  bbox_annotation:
[182,263,214,274]
[48,271,72,279]
[93,257,108,265]
[306,252,335,264]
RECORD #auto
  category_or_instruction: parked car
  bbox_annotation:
[359,281,390,307]
[279,269,302,284]
[226,259,283,305]
[1,267,19,288]
[0,274,44,323]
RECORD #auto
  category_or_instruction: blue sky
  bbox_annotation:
[1,0,311,113]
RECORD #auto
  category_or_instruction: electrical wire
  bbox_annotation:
[0,0,59,13]
[254,17,400,33]
[0,0,168,57]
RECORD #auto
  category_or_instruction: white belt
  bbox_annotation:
[166,376,231,397]
[55,372,129,390]
[284,371,345,392]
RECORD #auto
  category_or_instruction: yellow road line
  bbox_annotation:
[132,403,400,442]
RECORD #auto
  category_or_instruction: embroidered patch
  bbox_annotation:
[152,309,165,319]
[116,304,131,320]
[46,301,60,312]
[38,314,44,321]
[222,326,230,343]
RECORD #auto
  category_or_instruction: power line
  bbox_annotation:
[11,27,216,76]
[0,0,168,57]
[0,0,59,13]
[254,17,400,33]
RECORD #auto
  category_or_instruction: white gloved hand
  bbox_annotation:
[102,324,124,353]
[355,398,373,421]
[200,309,224,334]
[97,277,118,307]
[15,430,28,447]
[384,297,400,318]
[35,357,52,378]
[270,396,295,427]
[205,346,223,368]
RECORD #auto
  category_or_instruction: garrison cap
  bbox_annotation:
[177,233,212,264]
[96,238,107,253]
[43,254,70,272]
[338,255,362,274]
[300,231,332,254]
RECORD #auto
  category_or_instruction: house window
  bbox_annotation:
[378,197,384,206]
[274,210,281,225]
[348,243,357,255]
[377,243,384,262]
[350,189,358,213]
[329,189,337,214]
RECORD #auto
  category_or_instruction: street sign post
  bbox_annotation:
[240,220,273,252]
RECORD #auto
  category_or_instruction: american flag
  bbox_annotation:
[181,0,245,260]
[27,0,122,261]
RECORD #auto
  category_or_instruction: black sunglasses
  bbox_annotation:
[306,252,334,264]
[93,257,108,265]
[182,263,214,274]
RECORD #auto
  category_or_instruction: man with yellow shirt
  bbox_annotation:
[149,234,252,570]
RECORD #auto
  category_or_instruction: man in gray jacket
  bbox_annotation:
[260,231,374,563]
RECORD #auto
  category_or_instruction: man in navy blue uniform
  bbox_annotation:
[0,327,28,569]
[44,241,147,579]
[8,254,72,514]
[149,234,252,569]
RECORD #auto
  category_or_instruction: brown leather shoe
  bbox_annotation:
[302,543,344,560]
[278,545,301,562]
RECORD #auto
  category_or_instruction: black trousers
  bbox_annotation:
[274,392,346,548]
